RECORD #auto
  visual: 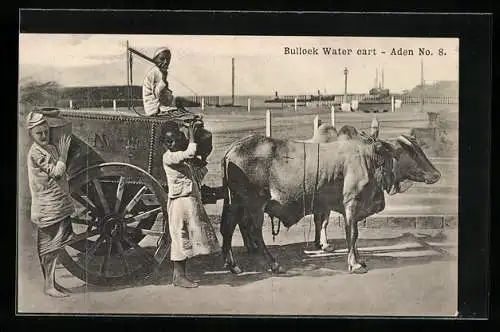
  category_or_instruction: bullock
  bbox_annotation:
[220,131,399,274]
[220,125,441,275]
[309,124,441,252]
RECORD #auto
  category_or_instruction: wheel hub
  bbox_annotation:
[101,215,125,237]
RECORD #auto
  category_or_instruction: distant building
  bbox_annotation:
[60,85,142,101]
[408,81,458,98]
[58,85,142,108]
[57,85,200,109]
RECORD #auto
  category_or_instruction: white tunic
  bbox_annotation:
[162,143,220,260]
[142,66,175,116]
[27,143,75,228]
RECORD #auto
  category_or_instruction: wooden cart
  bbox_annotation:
[38,107,219,287]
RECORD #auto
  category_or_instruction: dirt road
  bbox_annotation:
[17,224,458,316]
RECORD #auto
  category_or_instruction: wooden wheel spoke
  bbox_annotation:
[122,236,155,266]
[69,216,93,226]
[100,238,114,277]
[126,226,164,237]
[115,240,131,276]
[62,228,100,251]
[84,234,106,267]
[71,191,99,216]
[125,207,162,224]
[65,163,169,286]
[123,186,148,214]
[77,207,91,218]
[92,179,111,215]
[114,176,126,214]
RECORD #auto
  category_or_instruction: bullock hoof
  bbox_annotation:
[226,264,243,274]
[348,263,369,274]
[269,263,286,274]
[321,244,335,253]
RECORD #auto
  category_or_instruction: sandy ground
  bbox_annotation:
[17,222,458,317]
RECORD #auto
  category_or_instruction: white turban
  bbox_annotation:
[26,112,47,130]
[153,47,171,59]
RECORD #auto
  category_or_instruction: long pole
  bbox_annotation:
[420,58,424,112]
[126,40,130,110]
[231,57,235,106]
[128,46,155,64]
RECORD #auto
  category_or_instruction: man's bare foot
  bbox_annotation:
[45,287,69,298]
[55,282,71,294]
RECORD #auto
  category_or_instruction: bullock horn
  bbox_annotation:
[398,135,414,147]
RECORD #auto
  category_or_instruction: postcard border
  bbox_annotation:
[14,10,491,323]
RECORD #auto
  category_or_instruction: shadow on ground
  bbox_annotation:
[64,231,454,293]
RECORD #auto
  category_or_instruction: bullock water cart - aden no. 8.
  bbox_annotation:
[33,106,220,287]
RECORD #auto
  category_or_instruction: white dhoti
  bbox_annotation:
[167,183,221,261]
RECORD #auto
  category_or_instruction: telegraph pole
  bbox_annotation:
[231,57,235,106]
[344,67,348,103]
[420,58,424,112]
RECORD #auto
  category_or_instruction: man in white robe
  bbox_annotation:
[26,112,74,297]
[142,47,181,116]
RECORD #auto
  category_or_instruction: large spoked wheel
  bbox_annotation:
[58,162,170,287]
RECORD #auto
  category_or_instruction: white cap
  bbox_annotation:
[153,47,171,59]
[26,112,46,130]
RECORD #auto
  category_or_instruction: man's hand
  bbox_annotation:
[159,88,174,106]
[190,156,208,168]
[187,121,197,143]
[58,134,72,162]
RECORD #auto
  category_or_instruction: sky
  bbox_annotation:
[19,34,459,96]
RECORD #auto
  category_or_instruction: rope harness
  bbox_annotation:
[304,142,320,248]
[270,141,320,244]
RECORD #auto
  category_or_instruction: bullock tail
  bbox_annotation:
[220,134,257,207]
[221,154,231,206]
[220,152,233,236]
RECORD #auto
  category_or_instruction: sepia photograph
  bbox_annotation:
[18,33,460,316]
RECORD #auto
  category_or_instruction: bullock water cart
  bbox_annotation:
[35,107,223,287]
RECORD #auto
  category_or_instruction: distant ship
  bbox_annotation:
[264,90,339,105]
[357,68,391,113]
